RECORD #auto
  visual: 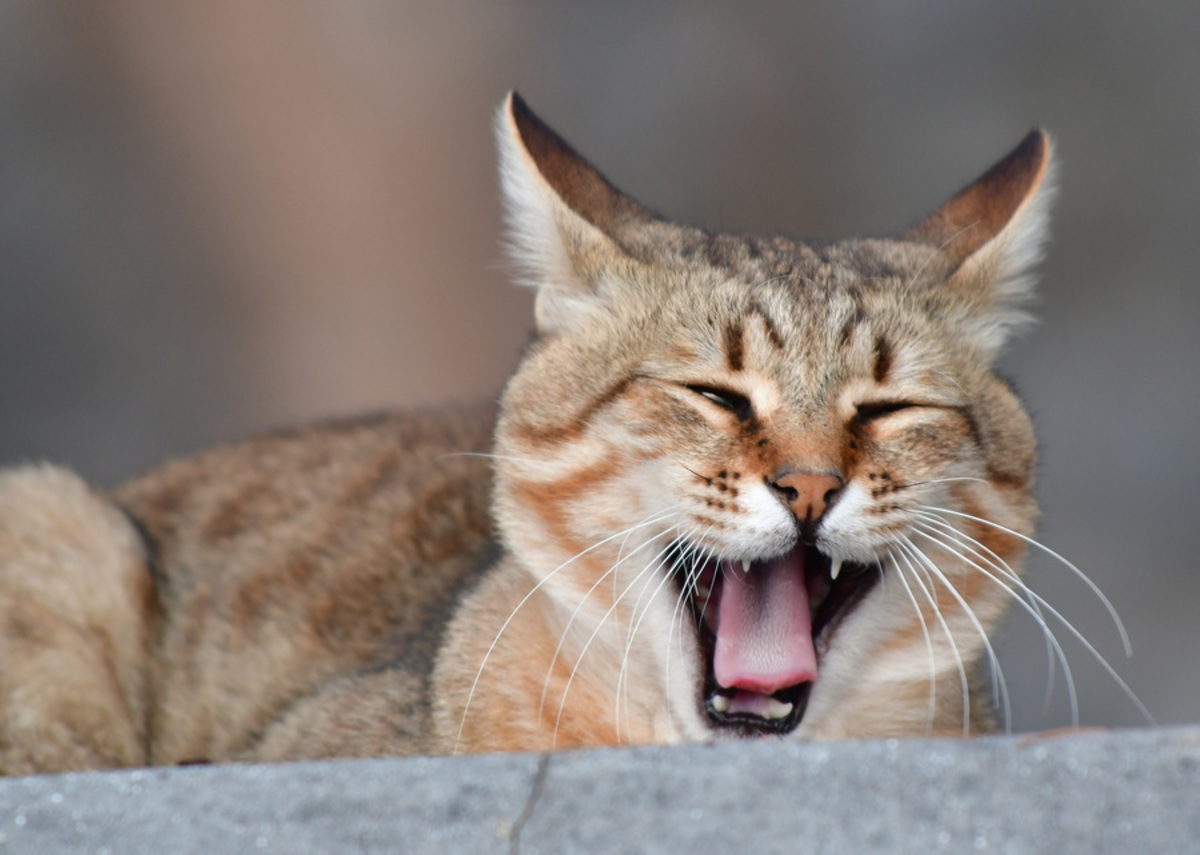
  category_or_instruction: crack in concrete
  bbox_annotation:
[508,753,551,855]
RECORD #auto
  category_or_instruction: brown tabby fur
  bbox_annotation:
[0,93,1054,774]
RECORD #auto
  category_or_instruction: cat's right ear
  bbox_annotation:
[496,92,654,334]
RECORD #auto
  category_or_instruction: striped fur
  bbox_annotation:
[0,95,1053,773]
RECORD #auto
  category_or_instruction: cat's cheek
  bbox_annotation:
[630,590,712,743]
[664,629,718,742]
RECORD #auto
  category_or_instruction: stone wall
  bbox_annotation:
[0,728,1195,854]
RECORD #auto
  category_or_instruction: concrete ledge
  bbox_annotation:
[0,727,1195,854]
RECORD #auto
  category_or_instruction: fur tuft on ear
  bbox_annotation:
[495,92,653,334]
[906,130,1056,358]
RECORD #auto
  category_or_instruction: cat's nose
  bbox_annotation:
[768,470,844,537]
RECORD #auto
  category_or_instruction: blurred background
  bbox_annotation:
[1,2,1196,732]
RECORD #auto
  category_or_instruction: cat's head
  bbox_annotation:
[491,92,1052,741]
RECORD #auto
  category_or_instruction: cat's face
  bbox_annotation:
[491,93,1049,742]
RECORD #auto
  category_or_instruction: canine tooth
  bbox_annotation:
[765,698,794,720]
[830,558,843,581]
[710,694,731,714]
[741,560,751,574]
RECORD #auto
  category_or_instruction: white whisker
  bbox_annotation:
[898,476,989,490]
[923,505,1132,656]
[912,513,1154,726]
[912,512,1063,716]
[454,504,683,753]
[612,533,687,741]
[552,528,685,746]
[887,548,938,734]
[901,535,1012,733]
[661,528,716,730]
[538,528,671,725]
[616,544,687,740]
[892,541,971,735]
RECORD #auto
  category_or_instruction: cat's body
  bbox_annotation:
[0,94,1055,774]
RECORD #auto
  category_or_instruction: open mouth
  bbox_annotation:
[677,545,880,737]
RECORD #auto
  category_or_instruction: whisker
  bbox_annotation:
[616,544,686,741]
[620,535,684,657]
[553,529,687,746]
[892,541,971,735]
[901,535,1012,733]
[538,529,671,725]
[913,519,1077,724]
[661,529,715,726]
[912,512,1062,715]
[922,505,1132,656]
[895,476,989,491]
[454,505,683,753]
[915,510,1153,725]
[886,547,938,734]
[613,533,687,741]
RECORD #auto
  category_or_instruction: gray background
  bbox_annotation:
[0,2,1195,732]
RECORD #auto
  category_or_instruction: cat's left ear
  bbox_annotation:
[906,130,1055,358]
[496,92,657,334]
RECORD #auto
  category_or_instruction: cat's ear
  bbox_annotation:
[496,92,655,333]
[906,130,1055,357]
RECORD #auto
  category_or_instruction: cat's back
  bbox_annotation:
[113,405,498,763]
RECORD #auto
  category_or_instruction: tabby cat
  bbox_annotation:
[0,93,1057,774]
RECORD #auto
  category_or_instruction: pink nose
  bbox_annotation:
[771,471,843,525]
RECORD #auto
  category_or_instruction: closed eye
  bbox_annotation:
[854,400,920,424]
[684,384,754,421]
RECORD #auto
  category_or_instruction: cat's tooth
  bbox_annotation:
[765,698,794,720]
[710,694,731,714]
[741,560,751,574]
[830,558,843,581]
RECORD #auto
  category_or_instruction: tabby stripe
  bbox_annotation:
[749,302,785,350]
[509,456,622,559]
[723,321,745,372]
[516,376,635,444]
[837,302,866,349]
[985,464,1029,489]
[872,335,894,384]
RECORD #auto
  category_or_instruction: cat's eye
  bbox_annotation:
[854,400,918,424]
[685,385,754,421]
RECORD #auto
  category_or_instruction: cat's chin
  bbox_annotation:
[675,542,880,737]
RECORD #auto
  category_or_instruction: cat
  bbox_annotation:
[0,92,1058,775]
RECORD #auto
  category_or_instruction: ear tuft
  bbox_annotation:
[907,129,1057,358]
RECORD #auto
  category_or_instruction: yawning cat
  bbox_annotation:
[0,92,1057,773]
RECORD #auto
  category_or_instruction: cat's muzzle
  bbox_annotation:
[678,544,879,736]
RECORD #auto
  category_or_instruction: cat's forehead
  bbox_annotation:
[630,236,965,401]
[657,234,944,333]
[660,229,940,287]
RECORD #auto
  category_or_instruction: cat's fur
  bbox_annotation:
[0,93,1053,774]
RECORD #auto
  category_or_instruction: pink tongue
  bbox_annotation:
[713,549,817,694]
